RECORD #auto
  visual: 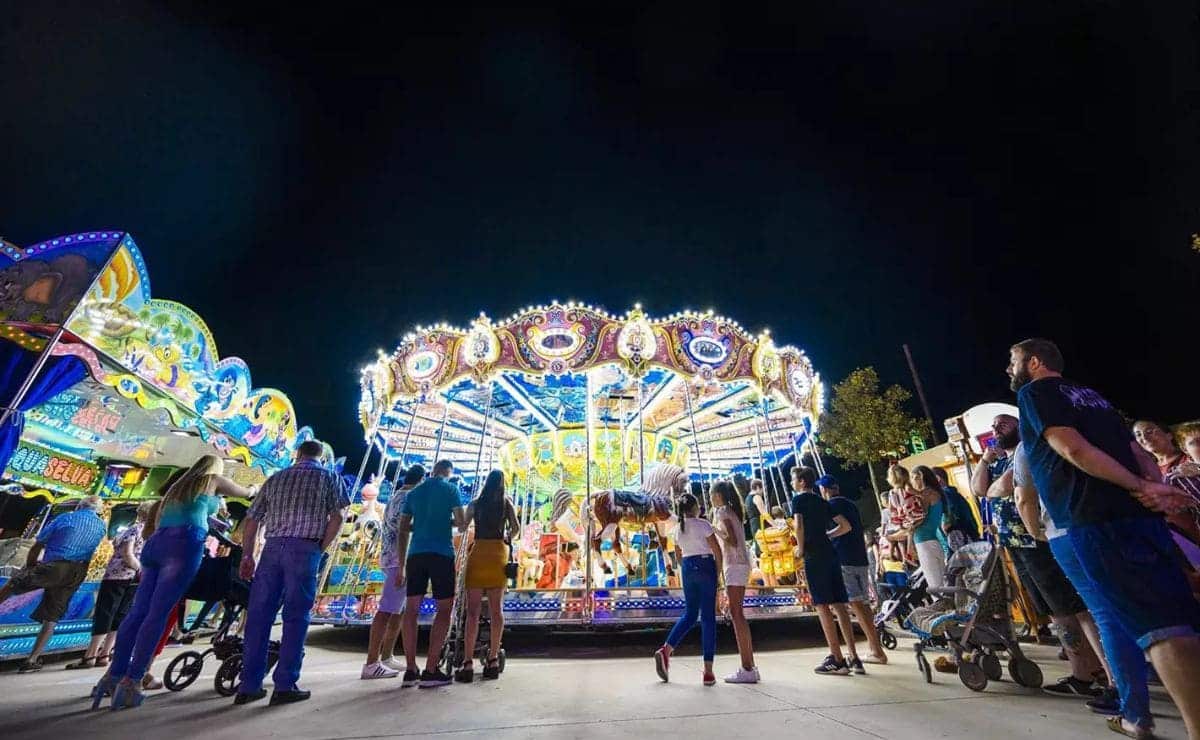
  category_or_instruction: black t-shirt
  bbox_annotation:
[1017,376,1152,529]
[827,496,868,567]
[790,490,835,561]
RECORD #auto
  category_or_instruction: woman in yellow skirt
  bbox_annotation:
[458,470,519,682]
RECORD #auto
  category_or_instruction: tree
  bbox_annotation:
[819,367,930,506]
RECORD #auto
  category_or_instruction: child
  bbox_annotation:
[653,492,724,686]
[884,465,923,565]
[770,506,788,529]
[710,480,758,683]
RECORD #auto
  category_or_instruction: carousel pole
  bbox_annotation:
[432,392,453,463]
[584,371,594,623]
[618,396,628,487]
[472,382,496,494]
[317,418,378,618]
[751,415,778,511]
[759,397,790,498]
[682,378,707,507]
[637,378,645,486]
[389,402,419,488]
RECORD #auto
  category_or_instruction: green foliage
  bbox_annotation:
[819,367,930,476]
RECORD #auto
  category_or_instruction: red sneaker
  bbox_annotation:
[654,647,670,682]
[703,671,716,686]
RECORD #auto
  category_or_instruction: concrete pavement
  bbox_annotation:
[0,620,1186,739]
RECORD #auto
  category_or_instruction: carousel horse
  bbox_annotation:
[590,463,689,556]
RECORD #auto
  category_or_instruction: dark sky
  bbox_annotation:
[2,2,1197,461]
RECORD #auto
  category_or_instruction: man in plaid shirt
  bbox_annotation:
[234,440,349,706]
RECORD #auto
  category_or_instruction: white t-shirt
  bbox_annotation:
[1012,443,1066,540]
[673,516,715,557]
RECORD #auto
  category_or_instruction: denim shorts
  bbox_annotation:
[840,565,871,603]
[1068,517,1200,649]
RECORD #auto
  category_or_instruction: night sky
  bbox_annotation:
[2,3,1197,465]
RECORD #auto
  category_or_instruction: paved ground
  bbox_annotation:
[0,619,1186,739]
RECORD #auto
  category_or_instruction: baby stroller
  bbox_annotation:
[440,536,506,681]
[905,541,1043,692]
[163,539,280,696]
[874,567,932,650]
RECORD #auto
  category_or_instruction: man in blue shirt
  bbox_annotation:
[0,495,106,673]
[1009,337,1200,738]
[791,466,860,675]
[396,459,467,688]
[819,475,888,666]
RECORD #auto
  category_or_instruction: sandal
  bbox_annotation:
[482,658,501,680]
[95,654,110,668]
[1106,717,1154,739]
[66,657,96,670]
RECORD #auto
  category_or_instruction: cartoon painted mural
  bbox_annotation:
[0,232,313,472]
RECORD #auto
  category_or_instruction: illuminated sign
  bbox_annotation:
[6,441,99,493]
[686,336,728,365]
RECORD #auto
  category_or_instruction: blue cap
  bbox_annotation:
[816,474,838,489]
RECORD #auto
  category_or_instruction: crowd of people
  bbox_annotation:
[1,336,1198,740]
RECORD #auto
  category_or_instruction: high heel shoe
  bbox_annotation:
[110,679,145,710]
[90,674,116,710]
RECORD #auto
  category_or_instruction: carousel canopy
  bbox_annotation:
[358,303,823,488]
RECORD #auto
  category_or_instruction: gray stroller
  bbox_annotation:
[905,541,1043,692]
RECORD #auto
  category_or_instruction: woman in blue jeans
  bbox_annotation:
[94,455,248,709]
[654,493,724,686]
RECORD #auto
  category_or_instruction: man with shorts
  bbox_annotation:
[819,475,887,665]
[362,464,424,679]
[1010,338,1200,738]
[396,460,467,688]
[0,495,106,673]
[791,467,862,675]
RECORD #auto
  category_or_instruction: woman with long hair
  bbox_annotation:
[458,470,518,682]
[654,492,724,686]
[94,455,248,709]
[710,480,758,683]
[1133,419,1189,479]
[908,465,949,588]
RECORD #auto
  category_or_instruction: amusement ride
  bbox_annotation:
[316,301,827,628]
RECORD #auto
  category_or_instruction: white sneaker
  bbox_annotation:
[361,662,399,680]
[724,667,759,684]
[381,657,405,673]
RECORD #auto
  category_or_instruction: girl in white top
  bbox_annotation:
[654,493,723,686]
[710,480,758,683]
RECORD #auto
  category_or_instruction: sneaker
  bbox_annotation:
[814,655,850,676]
[702,671,716,686]
[381,657,405,673]
[723,667,759,684]
[141,673,163,690]
[849,657,866,675]
[1044,675,1102,698]
[233,689,267,706]
[401,669,421,688]
[1088,687,1121,716]
[361,662,400,680]
[654,647,670,682]
[269,689,311,706]
[753,666,762,682]
[418,668,452,688]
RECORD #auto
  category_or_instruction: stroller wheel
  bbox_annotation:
[958,660,988,692]
[215,655,242,697]
[880,630,897,650]
[915,653,932,684]
[1008,657,1043,689]
[977,653,1002,682]
[164,651,204,692]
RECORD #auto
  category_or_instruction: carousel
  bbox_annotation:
[315,302,826,627]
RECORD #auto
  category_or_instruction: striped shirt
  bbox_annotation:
[248,459,350,540]
[38,509,106,562]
